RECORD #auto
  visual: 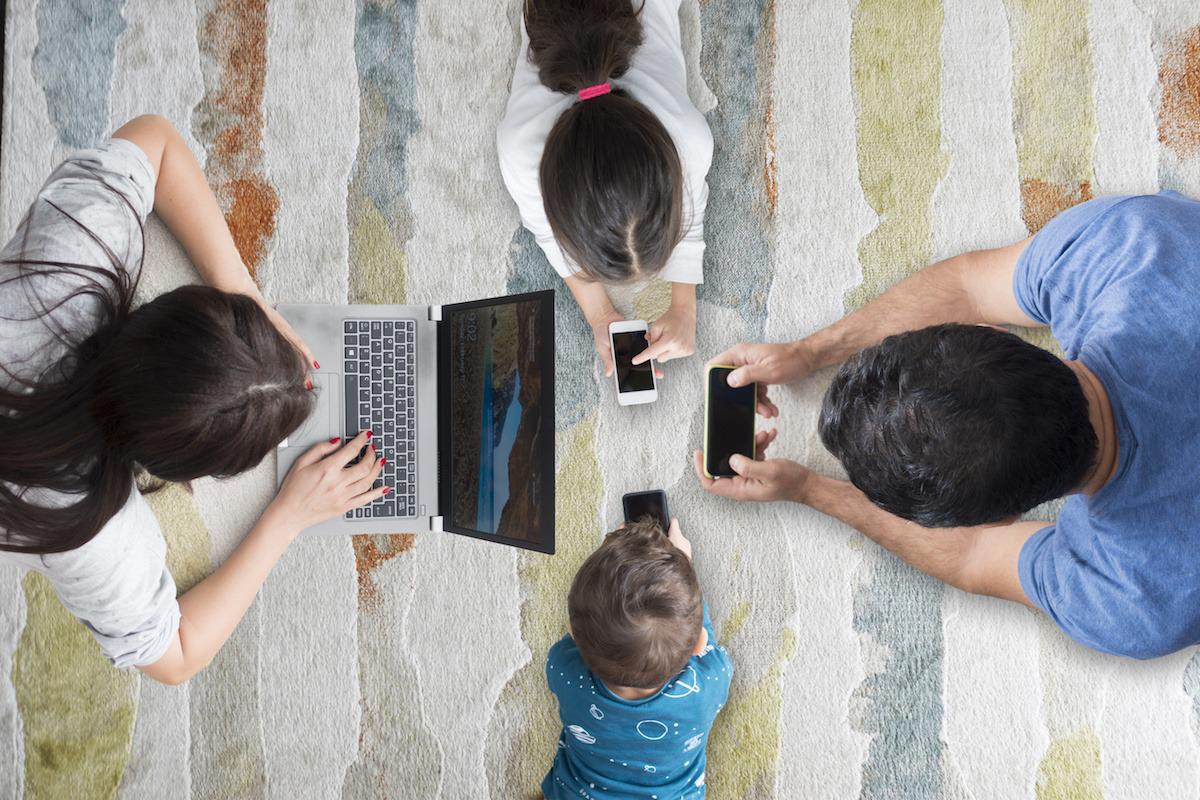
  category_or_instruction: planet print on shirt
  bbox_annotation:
[661,665,700,699]
[568,725,596,745]
[636,720,669,740]
[589,704,604,720]
[683,733,703,752]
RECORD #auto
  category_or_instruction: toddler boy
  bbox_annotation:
[542,518,733,799]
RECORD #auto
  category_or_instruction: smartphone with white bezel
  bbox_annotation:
[609,320,658,406]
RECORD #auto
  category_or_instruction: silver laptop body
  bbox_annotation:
[274,303,443,535]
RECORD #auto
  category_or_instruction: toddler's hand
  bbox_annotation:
[666,518,693,561]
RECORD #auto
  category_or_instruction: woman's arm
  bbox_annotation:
[140,433,385,685]
[111,115,316,367]
[112,115,252,294]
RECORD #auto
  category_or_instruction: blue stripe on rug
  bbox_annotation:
[32,0,127,148]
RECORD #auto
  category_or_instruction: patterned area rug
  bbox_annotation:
[3,1,1200,798]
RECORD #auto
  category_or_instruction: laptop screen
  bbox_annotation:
[439,291,555,554]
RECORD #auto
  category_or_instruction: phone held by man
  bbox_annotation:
[703,365,757,478]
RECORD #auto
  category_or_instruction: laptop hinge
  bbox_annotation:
[429,304,442,322]
[431,516,444,533]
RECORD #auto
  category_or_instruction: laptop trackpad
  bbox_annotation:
[287,372,341,448]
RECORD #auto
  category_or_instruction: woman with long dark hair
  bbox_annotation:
[497,0,713,376]
[0,115,387,685]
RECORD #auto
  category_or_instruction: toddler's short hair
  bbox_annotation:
[568,519,702,689]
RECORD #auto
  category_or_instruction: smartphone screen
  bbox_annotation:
[706,367,756,477]
[623,491,669,531]
[612,330,655,394]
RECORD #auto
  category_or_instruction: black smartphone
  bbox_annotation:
[622,490,670,531]
[704,365,757,478]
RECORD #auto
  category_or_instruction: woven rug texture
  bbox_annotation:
[3,0,1200,798]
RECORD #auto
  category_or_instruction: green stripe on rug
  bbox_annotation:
[1036,727,1103,800]
[848,3,949,799]
[1006,0,1097,234]
[847,0,948,307]
[707,620,795,798]
[1005,0,1097,353]
[145,482,214,595]
[13,573,138,800]
[487,415,603,794]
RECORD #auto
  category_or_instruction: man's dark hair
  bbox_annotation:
[818,324,1098,528]
[568,519,701,689]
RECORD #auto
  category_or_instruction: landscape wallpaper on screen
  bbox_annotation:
[449,300,545,542]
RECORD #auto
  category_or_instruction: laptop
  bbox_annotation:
[275,290,555,554]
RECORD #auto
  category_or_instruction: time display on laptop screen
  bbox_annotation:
[447,299,547,542]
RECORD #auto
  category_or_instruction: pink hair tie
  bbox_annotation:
[578,82,612,101]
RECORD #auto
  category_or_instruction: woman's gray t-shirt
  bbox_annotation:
[1,139,180,669]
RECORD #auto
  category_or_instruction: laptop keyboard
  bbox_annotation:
[342,319,417,520]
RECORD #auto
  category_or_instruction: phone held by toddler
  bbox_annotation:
[622,490,670,531]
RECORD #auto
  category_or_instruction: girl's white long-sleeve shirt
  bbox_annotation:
[497,0,713,284]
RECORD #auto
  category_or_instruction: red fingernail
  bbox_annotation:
[329,437,341,444]
[305,379,313,390]
[382,486,392,495]
[365,431,373,439]
[313,360,320,369]
[380,458,387,466]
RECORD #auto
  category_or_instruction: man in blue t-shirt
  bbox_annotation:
[695,192,1200,659]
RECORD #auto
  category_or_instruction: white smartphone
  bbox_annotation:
[608,319,658,406]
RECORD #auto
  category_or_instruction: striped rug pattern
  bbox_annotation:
[2,1,1200,798]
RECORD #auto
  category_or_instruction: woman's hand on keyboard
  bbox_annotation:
[268,431,389,534]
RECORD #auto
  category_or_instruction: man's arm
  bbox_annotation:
[803,240,1041,370]
[714,241,1042,390]
[693,450,1042,605]
[802,473,1041,604]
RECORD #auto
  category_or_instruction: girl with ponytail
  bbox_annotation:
[498,0,713,376]
[0,116,387,684]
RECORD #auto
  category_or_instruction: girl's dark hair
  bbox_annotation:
[525,0,684,283]
[0,183,312,554]
[568,519,702,689]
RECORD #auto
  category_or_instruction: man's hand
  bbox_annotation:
[708,341,815,418]
[692,428,811,503]
[634,301,696,365]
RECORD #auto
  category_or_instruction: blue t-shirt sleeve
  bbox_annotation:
[1013,195,1132,325]
[546,634,575,697]
[1018,524,1178,660]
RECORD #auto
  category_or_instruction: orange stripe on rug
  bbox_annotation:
[1158,25,1200,161]
[192,0,278,279]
